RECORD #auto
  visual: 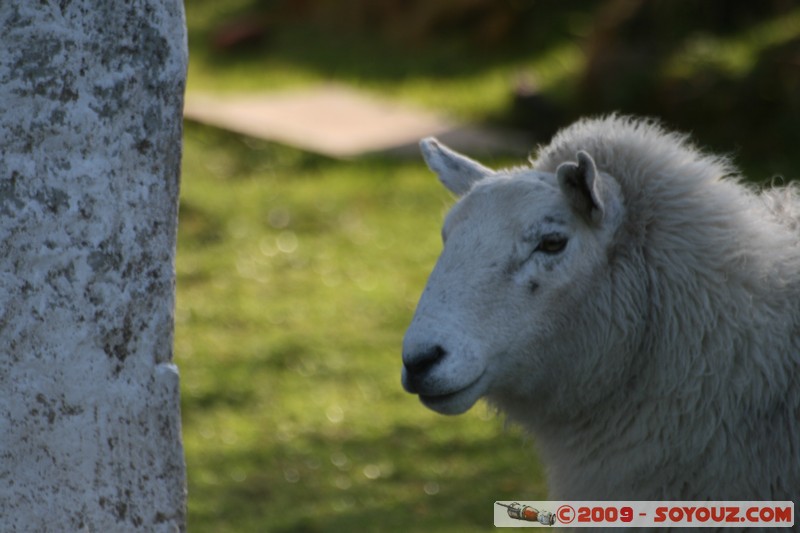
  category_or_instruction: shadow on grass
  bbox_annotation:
[186,0,596,84]
[186,422,546,532]
[182,121,332,180]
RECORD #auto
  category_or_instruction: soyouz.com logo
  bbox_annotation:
[493,501,794,527]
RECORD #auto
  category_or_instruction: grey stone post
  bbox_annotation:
[0,2,187,531]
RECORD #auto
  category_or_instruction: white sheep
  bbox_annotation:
[402,115,800,501]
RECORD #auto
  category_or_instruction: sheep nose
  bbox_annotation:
[405,344,446,373]
[402,344,447,392]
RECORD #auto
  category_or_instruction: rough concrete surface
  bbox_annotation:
[0,2,187,531]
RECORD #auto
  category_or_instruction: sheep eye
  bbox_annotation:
[536,234,568,254]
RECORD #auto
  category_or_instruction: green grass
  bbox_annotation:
[183,0,589,122]
[179,7,560,528]
[177,126,546,531]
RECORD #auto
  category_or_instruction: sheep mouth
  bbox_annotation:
[417,373,487,415]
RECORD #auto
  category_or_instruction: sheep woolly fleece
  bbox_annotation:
[402,116,800,501]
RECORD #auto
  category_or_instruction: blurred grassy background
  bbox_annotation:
[177,1,800,531]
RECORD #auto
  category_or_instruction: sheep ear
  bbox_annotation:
[420,137,494,196]
[557,151,604,225]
